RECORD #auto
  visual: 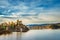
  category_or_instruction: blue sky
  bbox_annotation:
[0,0,60,24]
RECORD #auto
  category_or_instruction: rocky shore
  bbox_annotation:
[0,29,12,35]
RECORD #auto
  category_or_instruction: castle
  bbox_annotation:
[0,20,29,32]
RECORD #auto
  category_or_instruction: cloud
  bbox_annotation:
[0,0,60,24]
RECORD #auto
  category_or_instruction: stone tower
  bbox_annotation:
[15,20,29,32]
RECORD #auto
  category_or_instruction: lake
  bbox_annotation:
[0,30,60,40]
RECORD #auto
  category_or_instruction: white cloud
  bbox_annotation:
[0,0,60,24]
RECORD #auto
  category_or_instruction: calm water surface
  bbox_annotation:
[0,30,60,40]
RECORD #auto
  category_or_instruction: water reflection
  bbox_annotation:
[16,32,22,40]
[0,30,60,40]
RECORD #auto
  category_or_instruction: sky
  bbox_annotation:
[0,0,60,24]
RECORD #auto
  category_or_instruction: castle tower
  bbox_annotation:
[15,20,29,32]
[17,20,22,25]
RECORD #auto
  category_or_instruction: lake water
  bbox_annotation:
[0,30,60,40]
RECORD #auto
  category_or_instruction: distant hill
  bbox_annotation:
[27,23,60,29]
[27,24,49,26]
